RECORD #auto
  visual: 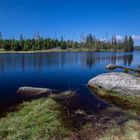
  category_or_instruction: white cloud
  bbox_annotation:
[132,35,140,40]
[115,35,123,41]
[100,38,107,42]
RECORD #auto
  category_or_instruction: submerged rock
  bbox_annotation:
[88,72,140,97]
[16,87,57,99]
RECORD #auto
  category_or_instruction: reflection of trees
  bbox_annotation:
[0,53,77,73]
[124,55,133,66]
[0,53,134,73]
[111,54,116,64]
[81,53,134,69]
[85,53,95,69]
[0,56,4,74]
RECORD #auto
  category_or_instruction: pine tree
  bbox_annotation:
[0,32,2,40]
[19,34,24,50]
[128,36,134,51]
[86,33,95,48]
[0,32,2,49]
[124,36,129,51]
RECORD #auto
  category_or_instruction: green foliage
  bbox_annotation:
[128,36,134,51]
[0,32,2,40]
[124,36,134,51]
[0,32,134,52]
[123,68,129,73]
[85,33,96,48]
[137,65,140,70]
[3,40,11,51]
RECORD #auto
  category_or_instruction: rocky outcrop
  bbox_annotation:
[88,72,140,97]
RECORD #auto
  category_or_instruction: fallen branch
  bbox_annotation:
[105,64,140,73]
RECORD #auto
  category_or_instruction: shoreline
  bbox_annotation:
[0,48,135,54]
[0,91,139,140]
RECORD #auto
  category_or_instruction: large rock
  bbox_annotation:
[88,72,140,97]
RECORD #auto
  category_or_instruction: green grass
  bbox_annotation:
[99,120,140,140]
[0,96,71,140]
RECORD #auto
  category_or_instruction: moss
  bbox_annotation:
[90,86,140,116]
[123,68,129,73]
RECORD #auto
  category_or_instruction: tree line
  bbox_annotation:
[0,32,134,52]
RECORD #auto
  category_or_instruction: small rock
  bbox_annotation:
[105,64,117,69]
[75,109,87,116]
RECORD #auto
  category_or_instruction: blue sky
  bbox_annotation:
[0,0,140,45]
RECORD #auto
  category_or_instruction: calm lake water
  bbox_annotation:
[0,51,140,109]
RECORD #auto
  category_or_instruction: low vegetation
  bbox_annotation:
[0,97,70,140]
[100,120,140,140]
[0,91,139,140]
[90,86,140,116]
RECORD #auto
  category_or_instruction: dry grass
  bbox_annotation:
[100,120,140,140]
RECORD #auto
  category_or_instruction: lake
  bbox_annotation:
[0,51,140,110]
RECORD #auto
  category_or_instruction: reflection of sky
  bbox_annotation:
[0,52,140,96]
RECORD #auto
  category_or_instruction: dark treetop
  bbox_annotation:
[0,33,134,52]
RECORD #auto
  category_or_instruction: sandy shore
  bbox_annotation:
[0,48,126,54]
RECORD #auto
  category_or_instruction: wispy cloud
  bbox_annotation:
[100,35,140,42]
[115,35,123,41]
[132,35,140,40]
[100,38,107,42]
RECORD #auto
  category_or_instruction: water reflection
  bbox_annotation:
[0,52,134,74]
[81,53,133,69]
[0,52,139,110]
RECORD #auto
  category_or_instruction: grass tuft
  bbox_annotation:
[0,97,70,140]
[99,120,140,140]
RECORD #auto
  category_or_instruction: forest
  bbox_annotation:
[0,32,134,52]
